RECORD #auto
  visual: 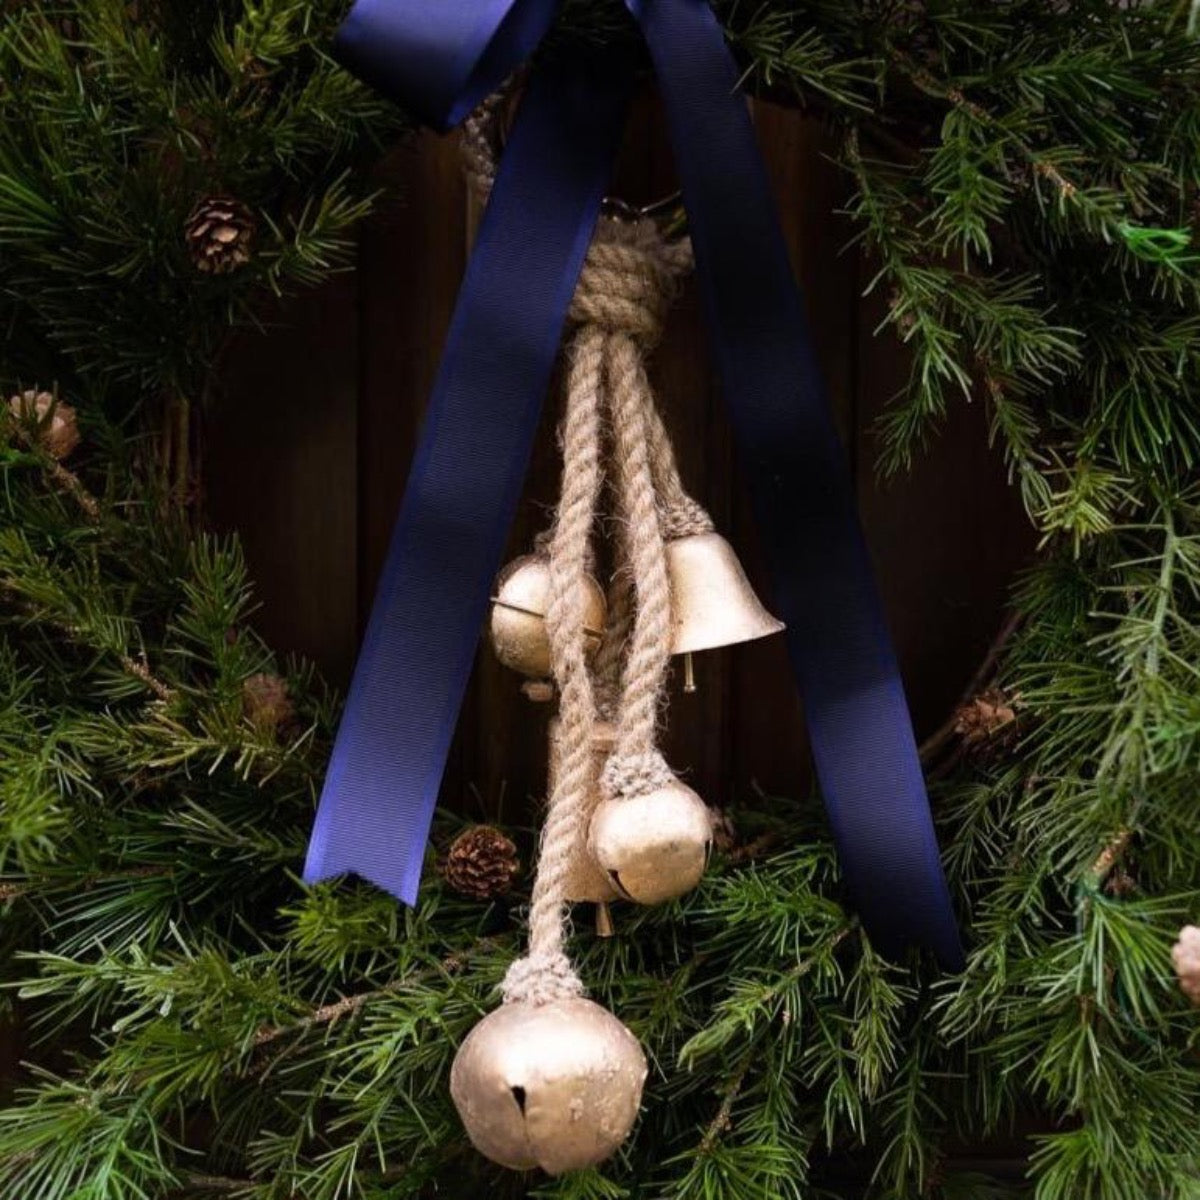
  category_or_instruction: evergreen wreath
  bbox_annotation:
[1,3,1198,1198]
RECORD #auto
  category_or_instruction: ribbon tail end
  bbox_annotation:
[301,851,421,908]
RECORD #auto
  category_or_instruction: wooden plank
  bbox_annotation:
[854,286,1034,741]
[207,268,359,683]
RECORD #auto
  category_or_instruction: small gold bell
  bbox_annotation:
[549,718,621,905]
[450,998,647,1174]
[489,555,606,679]
[666,530,784,658]
[588,779,712,905]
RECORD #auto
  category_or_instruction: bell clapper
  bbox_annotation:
[595,901,614,938]
[682,652,696,694]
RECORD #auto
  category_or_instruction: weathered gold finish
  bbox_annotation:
[549,718,620,904]
[666,531,784,656]
[450,998,647,1174]
[489,555,606,678]
[587,779,712,905]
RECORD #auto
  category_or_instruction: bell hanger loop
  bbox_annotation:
[600,190,685,235]
[476,80,687,236]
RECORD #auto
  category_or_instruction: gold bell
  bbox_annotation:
[667,531,784,655]
[450,998,647,1174]
[588,779,713,905]
[666,531,784,692]
[489,555,606,679]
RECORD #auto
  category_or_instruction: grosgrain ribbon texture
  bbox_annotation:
[304,0,964,971]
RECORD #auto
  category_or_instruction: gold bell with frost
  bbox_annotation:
[489,555,606,679]
[588,778,713,905]
[450,997,647,1174]
[665,531,784,691]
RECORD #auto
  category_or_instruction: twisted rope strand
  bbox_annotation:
[483,155,694,994]
[502,325,604,1006]
[601,333,676,798]
[643,395,715,540]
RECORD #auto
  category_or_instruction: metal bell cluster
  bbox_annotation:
[491,530,782,685]
[461,145,784,1180]
[489,522,784,911]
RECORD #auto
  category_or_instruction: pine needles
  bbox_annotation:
[1,2,1200,1198]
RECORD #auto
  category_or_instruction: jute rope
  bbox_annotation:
[504,219,696,1002]
[645,397,714,539]
[502,323,603,1005]
[472,104,702,1003]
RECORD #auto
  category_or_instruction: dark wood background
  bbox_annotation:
[208,93,1032,823]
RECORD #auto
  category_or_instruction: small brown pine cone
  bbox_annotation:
[185,196,255,274]
[1172,925,1200,1006]
[442,826,520,901]
[8,390,80,459]
[242,672,295,736]
[954,686,1019,754]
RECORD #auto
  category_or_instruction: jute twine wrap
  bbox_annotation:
[471,109,705,1004]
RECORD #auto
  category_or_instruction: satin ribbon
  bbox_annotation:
[305,0,964,969]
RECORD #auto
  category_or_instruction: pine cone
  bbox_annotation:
[242,672,295,736]
[7,390,80,459]
[442,826,520,901]
[1172,925,1200,1006]
[185,196,255,274]
[954,686,1018,753]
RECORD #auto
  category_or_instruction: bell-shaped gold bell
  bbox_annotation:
[666,531,784,657]
[489,555,606,679]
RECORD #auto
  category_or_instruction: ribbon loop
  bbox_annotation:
[334,0,557,130]
[308,0,964,970]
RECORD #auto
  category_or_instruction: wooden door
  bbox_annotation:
[208,95,1031,824]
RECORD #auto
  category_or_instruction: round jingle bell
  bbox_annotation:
[450,997,647,1175]
[588,778,713,905]
[489,555,607,679]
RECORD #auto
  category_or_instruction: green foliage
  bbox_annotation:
[0,2,1199,1199]
[0,0,403,403]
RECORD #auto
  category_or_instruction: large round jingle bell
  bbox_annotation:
[450,998,647,1174]
[588,779,712,905]
[489,555,607,679]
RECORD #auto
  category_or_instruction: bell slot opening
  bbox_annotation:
[607,869,633,900]
[510,1086,527,1117]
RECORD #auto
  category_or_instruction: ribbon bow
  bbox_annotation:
[303,0,964,970]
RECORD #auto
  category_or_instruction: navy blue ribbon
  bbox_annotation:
[305,0,963,969]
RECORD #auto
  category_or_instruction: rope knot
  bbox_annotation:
[601,750,676,801]
[659,495,715,540]
[569,219,691,344]
[502,952,585,1006]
